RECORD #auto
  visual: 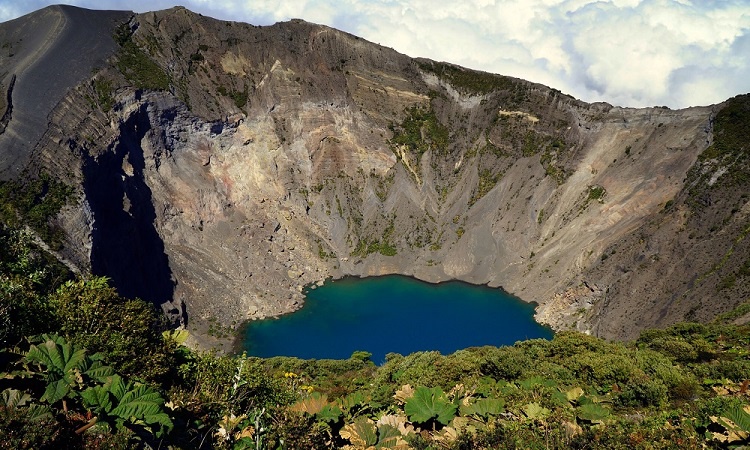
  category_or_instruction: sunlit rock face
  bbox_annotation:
[4,5,748,347]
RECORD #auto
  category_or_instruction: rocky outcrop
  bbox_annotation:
[3,6,748,346]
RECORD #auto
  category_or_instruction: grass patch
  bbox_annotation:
[114,24,170,90]
[93,77,114,112]
[687,94,750,206]
[0,172,75,250]
[218,85,249,108]
[417,60,516,95]
[389,106,449,157]
[351,238,397,257]
[588,185,606,202]
[469,169,502,206]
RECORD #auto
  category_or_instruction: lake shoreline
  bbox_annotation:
[234,274,553,361]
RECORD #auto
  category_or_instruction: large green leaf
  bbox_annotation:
[338,391,370,419]
[0,388,52,421]
[522,402,551,421]
[24,336,111,405]
[340,416,378,447]
[460,398,505,419]
[109,383,173,433]
[1,388,31,407]
[340,391,367,411]
[316,404,343,424]
[61,342,86,374]
[404,386,457,426]
[162,329,189,346]
[376,424,409,449]
[81,374,173,436]
[81,384,114,415]
[42,378,74,405]
[111,384,165,418]
[107,374,129,402]
[721,405,750,433]
[577,403,611,422]
[25,340,63,374]
[25,404,53,421]
[85,361,115,384]
[565,387,585,402]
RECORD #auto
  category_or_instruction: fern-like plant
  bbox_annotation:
[404,386,457,427]
[23,334,114,408]
[80,374,173,437]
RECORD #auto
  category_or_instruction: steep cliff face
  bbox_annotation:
[3,6,747,346]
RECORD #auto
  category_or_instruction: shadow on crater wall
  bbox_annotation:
[83,102,179,321]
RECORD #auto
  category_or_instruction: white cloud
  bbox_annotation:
[0,0,748,108]
[0,2,30,22]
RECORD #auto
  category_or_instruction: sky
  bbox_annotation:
[1,0,749,109]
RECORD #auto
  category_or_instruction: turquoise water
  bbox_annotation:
[242,275,553,363]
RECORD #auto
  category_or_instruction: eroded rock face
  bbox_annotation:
[5,6,748,346]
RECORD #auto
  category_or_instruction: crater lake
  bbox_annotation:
[241,275,553,363]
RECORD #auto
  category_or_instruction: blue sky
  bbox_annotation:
[1,0,749,108]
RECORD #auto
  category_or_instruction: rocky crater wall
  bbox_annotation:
[4,6,748,347]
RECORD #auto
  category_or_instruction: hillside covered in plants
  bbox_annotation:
[1,210,749,448]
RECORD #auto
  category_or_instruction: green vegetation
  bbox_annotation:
[429,229,444,251]
[469,169,502,206]
[389,106,449,158]
[93,77,114,112]
[3,334,173,446]
[1,217,179,446]
[317,240,336,260]
[49,277,175,381]
[351,238,397,257]
[687,94,750,205]
[208,316,235,340]
[522,131,543,157]
[541,146,569,185]
[114,24,170,90]
[693,221,750,292]
[417,61,515,95]
[351,218,398,257]
[537,208,546,224]
[493,113,570,186]
[217,85,249,108]
[588,185,606,202]
[0,172,75,249]
[2,196,750,448]
[698,95,750,172]
[375,172,394,202]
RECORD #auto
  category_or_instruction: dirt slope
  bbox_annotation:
[0,5,130,178]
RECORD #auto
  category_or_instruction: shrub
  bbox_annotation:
[480,346,535,381]
[616,379,668,407]
[0,227,70,346]
[48,277,173,382]
[113,24,169,91]
[174,352,292,419]
[0,173,75,249]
